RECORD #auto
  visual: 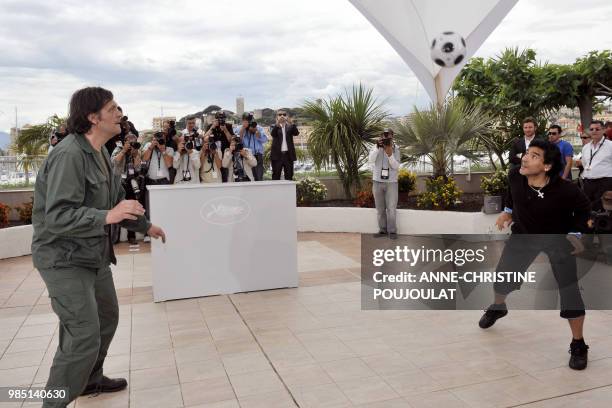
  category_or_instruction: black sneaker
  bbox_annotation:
[478,304,508,329]
[569,340,589,370]
[389,233,398,240]
[373,231,387,238]
[81,376,128,396]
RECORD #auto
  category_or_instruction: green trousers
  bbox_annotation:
[38,265,119,408]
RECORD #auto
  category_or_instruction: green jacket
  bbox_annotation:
[32,134,151,270]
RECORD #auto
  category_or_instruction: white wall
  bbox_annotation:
[0,225,33,259]
[0,208,504,260]
[297,207,501,234]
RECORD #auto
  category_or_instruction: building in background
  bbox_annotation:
[152,116,177,131]
[236,96,245,118]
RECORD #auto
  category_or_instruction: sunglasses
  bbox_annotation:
[580,136,591,140]
[547,132,558,136]
[277,113,287,117]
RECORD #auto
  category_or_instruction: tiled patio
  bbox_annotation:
[1,232,612,407]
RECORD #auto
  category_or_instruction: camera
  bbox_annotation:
[592,210,612,233]
[234,141,244,152]
[215,111,226,126]
[190,129,202,151]
[377,128,392,148]
[184,136,194,151]
[208,141,217,151]
[130,141,141,150]
[249,121,258,129]
[233,167,250,182]
[154,131,166,146]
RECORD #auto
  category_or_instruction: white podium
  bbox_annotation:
[147,181,298,302]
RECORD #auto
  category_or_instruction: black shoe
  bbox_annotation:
[389,233,398,240]
[478,304,508,329]
[373,231,387,238]
[569,339,589,370]
[81,376,128,396]
[128,238,137,245]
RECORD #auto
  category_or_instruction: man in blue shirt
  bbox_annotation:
[548,125,574,180]
[236,112,269,181]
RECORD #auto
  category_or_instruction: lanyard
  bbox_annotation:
[247,130,258,153]
[589,139,606,167]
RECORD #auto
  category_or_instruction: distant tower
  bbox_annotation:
[236,96,244,117]
[236,96,245,117]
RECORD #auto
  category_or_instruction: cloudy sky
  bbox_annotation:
[0,0,610,133]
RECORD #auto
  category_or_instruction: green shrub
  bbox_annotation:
[480,169,509,196]
[398,169,417,193]
[417,176,462,210]
[296,177,327,205]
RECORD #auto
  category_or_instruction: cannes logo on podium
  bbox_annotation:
[200,197,251,225]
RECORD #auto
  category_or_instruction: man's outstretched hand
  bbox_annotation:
[147,225,166,243]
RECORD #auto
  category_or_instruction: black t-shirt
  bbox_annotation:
[506,167,590,234]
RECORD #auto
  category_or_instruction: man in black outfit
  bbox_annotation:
[479,139,591,370]
[508,117,542,169]
[270,109,299,180]
[204,111,234,182]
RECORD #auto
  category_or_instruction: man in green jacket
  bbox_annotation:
[32,87,166,407]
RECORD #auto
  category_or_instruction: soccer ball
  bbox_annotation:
[430,32,466,68]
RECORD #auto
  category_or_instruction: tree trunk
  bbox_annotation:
[577,95,593,133]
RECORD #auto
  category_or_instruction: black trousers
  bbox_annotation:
[253,153,264,181]
[272,152,294,181]
[494,234,585,319]
[583,177,612,212]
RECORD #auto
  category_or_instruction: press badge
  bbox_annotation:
[381,168,390,180]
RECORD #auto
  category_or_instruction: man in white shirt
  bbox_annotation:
[173,135,201,184]
[581,120,612,212]
[270,109,299,180]
[141,133,174,239]
[369,129,401,239]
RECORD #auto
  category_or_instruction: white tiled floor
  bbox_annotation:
[1,233,611,407]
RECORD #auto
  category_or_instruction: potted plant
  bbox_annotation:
[296,177,328,206]
[398,168,417,202]
[480,169,508,214]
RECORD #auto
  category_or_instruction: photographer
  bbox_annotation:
[369,128,401,239]
[237,112,268,181]
[48,124,68,153]
[104,107,139,156]
[270,109,299,180]
[111,133,143,244]
[204,111,234,182]
[163,120,178,150]
[200,135,223,183]
[222,136,257,183]
[173,135,201,184]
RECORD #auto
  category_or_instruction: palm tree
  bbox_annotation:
[394,98,493,178]
[302,84,388,199]
[13,114,65,185]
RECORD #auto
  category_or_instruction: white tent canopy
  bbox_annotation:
[349,0,518,105]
